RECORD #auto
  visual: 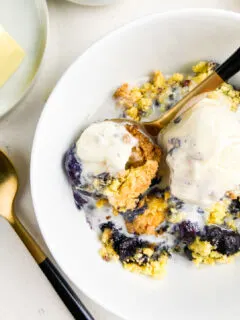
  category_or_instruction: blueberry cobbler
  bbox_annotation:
[64,61,240,278]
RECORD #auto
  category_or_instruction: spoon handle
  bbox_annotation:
[39,259,94,320]
[11,216,94,320]
[216,47,240,81]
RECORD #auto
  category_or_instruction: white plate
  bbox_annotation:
[0,0,48,117]
[31,9,240,320]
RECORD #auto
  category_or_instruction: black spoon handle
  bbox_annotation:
[39,258,94,320]
[216,46,240,81]
[11,217,94,320]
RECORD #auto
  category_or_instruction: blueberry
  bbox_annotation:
[148,186,168,198]
[148,187,162,197]
[184,247,193,260]
[150,176,162,187]
[114,237,140,260]
[99,221,114,232]
[173,116,182,124]
[229,197,240,215]
[139,254,149,264]
[112,230,148,261]
[197,207,205,214]
[168,195,184,210]
[100,223,148,261]
[157,222,170,234]
[176,221,199,244]
[202,226,240,256]
[73,189,88,209]
[121,204,147,222]
[219,234,240,255]
[97,172,110,182]
[180,79,191,87]
[64,145,82,186]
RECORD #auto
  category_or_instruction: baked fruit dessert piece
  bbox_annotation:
[122,195,167,236]
[64,121,161,212]
[99,221,169,278]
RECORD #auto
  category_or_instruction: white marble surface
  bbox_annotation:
[0,0,239,319]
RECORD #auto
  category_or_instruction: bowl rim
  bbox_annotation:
[0,0,49,119]
[31,8,240,318]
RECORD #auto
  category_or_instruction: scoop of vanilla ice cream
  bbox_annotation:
[76,121,137,176]
[158,94,240,207]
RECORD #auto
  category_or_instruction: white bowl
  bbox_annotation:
[31,9,240,320]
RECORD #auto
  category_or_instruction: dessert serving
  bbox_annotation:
[64,61,240,278]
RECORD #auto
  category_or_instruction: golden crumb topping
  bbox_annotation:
[188,238,234,266]
[126,196,167,235]
[99,227,168,278]
[123,254,168,279]
[100,124,161,212]
[126,124,161,167]
[113,61,240,121]
[207,200,229,225]
[105,160,158,211]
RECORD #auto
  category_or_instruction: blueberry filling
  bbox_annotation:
[150,176,162,188]
[64,145,82,186]
[64,145,113,209]
[121,204,148,223]
[148,186,169,198]
[176,221,199,244]
[100,221,115,232]
[100,222,149,261]
[202,226,240,256]
[184,247,193,260]
[229,197,240,215]
[73,189,88,210]
[64,146,93,209]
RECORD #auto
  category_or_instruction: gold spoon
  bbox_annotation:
[113,47,240,136]
[0,150,93,320]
